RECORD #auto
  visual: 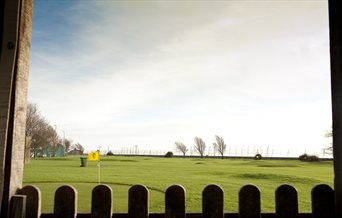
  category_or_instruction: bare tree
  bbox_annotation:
[25,103,41,162]
[194,137,206,157]
[324,129,333,155]
[213,135,227,158]
[70,143,85,152]
[63,138,73,152]
[175,142,188,156]
[25,102,60,157]
[26,103,43,137]
[26,103,49,158]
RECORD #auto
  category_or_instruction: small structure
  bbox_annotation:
[55,144,66,157]
[68,148,84,155]
[31,144,66,157]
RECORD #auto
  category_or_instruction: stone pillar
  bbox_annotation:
[0,0,33,216]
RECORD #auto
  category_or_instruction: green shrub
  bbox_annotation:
[164,151,173,158]
[299,154,308,161]
[254,154,262,160]
[299,153,319,162]
[106,151,114,156]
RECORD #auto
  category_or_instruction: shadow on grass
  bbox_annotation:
[25,181,164,193]
[101,159,139,162]
[234,173,322,184]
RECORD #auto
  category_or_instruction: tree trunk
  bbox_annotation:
[24,136,31,164]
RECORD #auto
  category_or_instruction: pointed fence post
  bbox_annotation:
[239,184,260,218]
[202,184,224,218]
[128,185,149,218]
[312,184,335,218]
[91,184,113,218]
[19,185,41,218]
[53,185,77,218]
[165,185,186,218]
[275,184,298,218]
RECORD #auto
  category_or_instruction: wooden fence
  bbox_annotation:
[9,184,334,218]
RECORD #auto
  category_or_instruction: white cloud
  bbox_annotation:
[29,1,331,156]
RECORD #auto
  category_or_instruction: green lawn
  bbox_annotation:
[23,156,333,213]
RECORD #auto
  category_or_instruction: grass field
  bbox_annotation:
[23,156,333,213]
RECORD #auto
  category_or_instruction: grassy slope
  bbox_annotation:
[23,156,333,213]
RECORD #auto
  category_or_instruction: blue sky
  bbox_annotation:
[28,0,331,156]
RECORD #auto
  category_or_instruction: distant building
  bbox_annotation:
[68,148,84,155]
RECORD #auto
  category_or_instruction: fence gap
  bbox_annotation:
[91,184,113,218]
[19,185,41,218]
[202,184,224,218]
[239,184,260,218]
[312,184,335,218]
[53,185,77,218]
[129,185,149,218]
[275,184,298,218]
[165,185,186,218]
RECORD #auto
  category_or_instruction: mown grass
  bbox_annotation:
[23,156,333,213]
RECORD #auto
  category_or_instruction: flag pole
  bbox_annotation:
[98,159,101,184]
[98,148,101,184]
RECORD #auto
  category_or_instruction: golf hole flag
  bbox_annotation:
[88,150,100,161]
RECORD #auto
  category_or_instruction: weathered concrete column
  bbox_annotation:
[0,0,33,216]
[329,0,342,217]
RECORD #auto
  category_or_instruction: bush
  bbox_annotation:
[164,151,173,158]
[299,153,319,162]
[106,151,114,156]
[254,153,262,160]
[307,155,319,162]
[299,154,308,161]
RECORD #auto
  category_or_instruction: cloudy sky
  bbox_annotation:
[28,0,331,156]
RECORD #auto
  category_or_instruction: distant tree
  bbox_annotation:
[299,153,319,162]
[165,151,174,158]
[194,137,206,157]
[213,135,227,158]
[175,142,188,156]
[70,143,85,152]
[63,138,73,152]
[26,102,80,158]
[107,151,114,156]
[47,125,59,148]
[26,102,59,157]
[26,103,42,137]
[254,153,262,160]
[324,129,333,155]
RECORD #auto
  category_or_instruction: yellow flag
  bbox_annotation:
[88,151,100,161]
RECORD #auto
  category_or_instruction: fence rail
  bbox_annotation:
[10,184,334,218]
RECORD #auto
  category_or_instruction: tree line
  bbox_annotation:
[175,135,227,158]
[25,103,84,162]
[176,129,333,158]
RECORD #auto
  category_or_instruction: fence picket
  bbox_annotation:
[9,195,26,218]
[239,184,260,218]
[275,184,298,218]
[312,184,334,218]
[91,184,113,218]
[19,185,41,218]
[128,185,149,218]
[19,182,334,218]
[202,184,224,218]
[165,185,186,218]
[53,185,77,218]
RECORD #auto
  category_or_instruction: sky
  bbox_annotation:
[28,0,331,157]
